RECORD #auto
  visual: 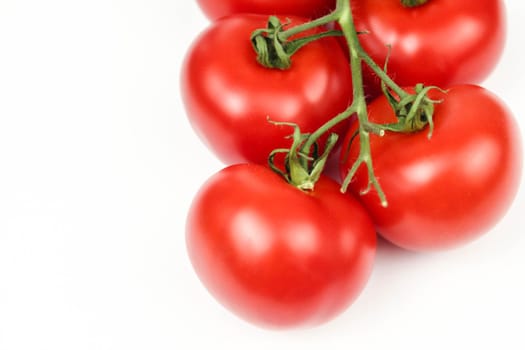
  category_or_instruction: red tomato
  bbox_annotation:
[340,85,522,251]
[181,14,353,165]
[196,0,336,21]
[186,164,376,328]
[352,0,506,89]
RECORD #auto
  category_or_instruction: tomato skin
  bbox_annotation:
[186,164,376,328]
[352,0,506,89]
[196,0,336,21]
[181,14,353,165]
[340,85,522,251]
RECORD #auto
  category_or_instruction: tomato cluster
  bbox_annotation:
[181,0,522,329]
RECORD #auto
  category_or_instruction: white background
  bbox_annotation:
[1,1,524,349]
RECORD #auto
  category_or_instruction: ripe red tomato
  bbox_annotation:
[186,164,376,328]
[196,0,336,21]
[352,0,506,89]
[181,14,353,165]
[340,85,522,251]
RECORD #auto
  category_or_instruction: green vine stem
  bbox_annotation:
[252,0,439,206]
[334,0,388,206]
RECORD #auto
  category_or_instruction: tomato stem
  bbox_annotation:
[300,0,388,205]
[360,50,408,99]
[278,12,340,39]
[257,0,439,205]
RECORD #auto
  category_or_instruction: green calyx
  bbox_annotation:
[267,120,338,191]
[382,84,446,138]
[251,16,341,70]
[251,17,292,70]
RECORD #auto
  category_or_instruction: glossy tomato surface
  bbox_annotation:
[196,0,336,21]
[351,0,506,89]
[186,164,376,328]
[181,14,353,165]
[340,85,522,251]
